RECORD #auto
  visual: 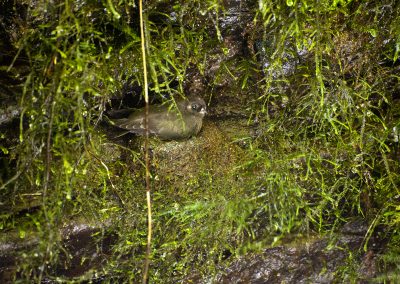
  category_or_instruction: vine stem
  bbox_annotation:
[139,0,152,283]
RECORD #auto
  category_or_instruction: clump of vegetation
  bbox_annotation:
[0,0,399,282]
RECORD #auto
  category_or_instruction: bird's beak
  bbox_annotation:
[200,108,207,115]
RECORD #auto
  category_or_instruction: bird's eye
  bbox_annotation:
[191,103,200,111]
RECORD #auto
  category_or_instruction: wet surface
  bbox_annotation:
[211,219,382,283]
[1,218,383,283]
[0,220,116,282]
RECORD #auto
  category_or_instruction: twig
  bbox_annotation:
[139,0,152,283]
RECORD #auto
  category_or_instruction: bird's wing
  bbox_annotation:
[111,103,198,139]
[113,117,144,133]
[112,112,149,134]
[112,106,180,135]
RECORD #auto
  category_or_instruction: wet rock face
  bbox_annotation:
[0,219,116,282]
[55,222,116,278]
[212,219,381,283]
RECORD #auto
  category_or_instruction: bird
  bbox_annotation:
[110,96,207,140]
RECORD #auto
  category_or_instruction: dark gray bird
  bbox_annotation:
[111,96,207,140]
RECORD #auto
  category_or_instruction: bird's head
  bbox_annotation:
[184,96,207,118]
